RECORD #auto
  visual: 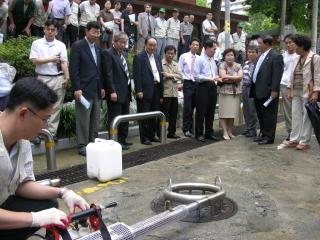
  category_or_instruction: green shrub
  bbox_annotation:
[0,36,38,79]
[57,103,76,138]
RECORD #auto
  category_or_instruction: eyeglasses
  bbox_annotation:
[27,108,50,125]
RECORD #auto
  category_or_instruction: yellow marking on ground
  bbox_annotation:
[78,177,128,195]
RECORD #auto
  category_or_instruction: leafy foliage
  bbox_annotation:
[0,36,37,79]
[246,0,313,33]
[245,13,280,36]
[56,103,76,138]
[196,0,207,7]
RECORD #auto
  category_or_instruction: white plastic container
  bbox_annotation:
[86,138,122,182]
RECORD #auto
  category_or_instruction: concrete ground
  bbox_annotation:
[53,122,320,240]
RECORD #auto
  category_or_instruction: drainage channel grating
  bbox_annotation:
[35,137,221,186]
[150,196,238,223]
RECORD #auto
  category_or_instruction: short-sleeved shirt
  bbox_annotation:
[79,1,100,27]
[111,9,121,32]
[219,61,242,95]
[68,2,79,27]
[33,0,49,27]
[242,61,254,86]
[49,0,71,19]
[180,21,193,36]
[166,17,180,40]
[202,19,216,36]
[30,37,68,75]
[154,17,167,38]
[9,0,35,26]
[99,9,113,31]
[0,3,8,22]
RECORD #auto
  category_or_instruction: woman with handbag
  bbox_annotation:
[287,35,320,150]
[218,48,243,140]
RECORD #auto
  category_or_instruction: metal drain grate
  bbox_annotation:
[150,196,238,223]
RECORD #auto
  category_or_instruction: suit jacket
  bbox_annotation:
[101,47,131,103]
[250,49,284,99]
[137,12,155,38]
[133,50,163,99]
[69,38,102,100]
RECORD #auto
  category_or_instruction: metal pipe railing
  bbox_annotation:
[110,111,167,144]
[37,178,61,186]
[39,129,56,171]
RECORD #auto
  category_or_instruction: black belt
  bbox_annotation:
[183,79,196,84]
[38,73,64,77]
[197,81,213,85]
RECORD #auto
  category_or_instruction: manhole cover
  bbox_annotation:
[151,196,238,223]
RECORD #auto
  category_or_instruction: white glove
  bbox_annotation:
[62,189,90,212]
[31,208,68,228]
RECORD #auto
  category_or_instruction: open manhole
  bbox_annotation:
[151,181,238,223]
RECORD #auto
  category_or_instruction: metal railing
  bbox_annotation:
[40,129,56,171]
[110,111,167,144]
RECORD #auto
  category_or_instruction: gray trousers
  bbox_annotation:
[242,85,258,133]
[280,84,292,134]
[155,37,166,60]
[75,93,100,149]
[166,37,179,60]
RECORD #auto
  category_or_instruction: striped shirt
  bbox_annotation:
[242,61,255,85]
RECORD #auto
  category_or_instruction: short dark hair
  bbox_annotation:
[86,21,100,30]
[262,35,273,46]
[190,38,200,45]
[247,45,258,53]
[292,34,312,51]
[222,48,236,61]
[44,19,59,29]
[6,77,58,111]
[284,34,294,42]
[164,45,176,54]
[145,36,156,45]
[114,0,121,5]
[203,39,217,49]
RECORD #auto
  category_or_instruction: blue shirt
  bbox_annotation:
[194,53,218,82]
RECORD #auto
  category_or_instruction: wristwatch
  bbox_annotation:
[58,187,68,199]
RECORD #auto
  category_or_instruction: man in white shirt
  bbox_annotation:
[217,29,234,58]
[202,12,217,43]
[65,0,79,47]
[29,19,69,143]
[232,22,247,65]
[281,34,298,142]
[154,7,167,60]
[166,8,181,59]
[78,0,100,39]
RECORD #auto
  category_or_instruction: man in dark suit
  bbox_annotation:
[70,21,105,156]
[102,32,132,150]
[250,35,284,144]
[133,37,163,145]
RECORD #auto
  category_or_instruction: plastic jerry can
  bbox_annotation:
[86,138,122,182]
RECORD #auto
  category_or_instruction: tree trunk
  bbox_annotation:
[211,0,222,31]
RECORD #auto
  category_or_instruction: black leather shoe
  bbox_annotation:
[31,136,42,145]
[141,140,152,145]
[121,144,130,150]
[205,134,219,141]
[78,148,86,156]
[245,132,257,138]
[150,137,160,142]
[196,136,205,142]
[184,131,193,137]
[258,139,274,145]
[122,141,133,146]
[253,136,263,142]
[167,134,181,139]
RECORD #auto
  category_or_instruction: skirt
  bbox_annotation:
[219,94,240,118]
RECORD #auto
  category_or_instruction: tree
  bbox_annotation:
[246,0,314,33]
[211,0,222,31]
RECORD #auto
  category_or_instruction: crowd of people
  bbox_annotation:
[0,2,320,239]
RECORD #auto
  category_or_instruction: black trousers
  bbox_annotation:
[0,196,58,240]
[178,35,191,59]
[64,24,78,48]
[79,26,86,40]
[182,80,197,133]
[137,85,160,142]
[30,24,44,37]
[160,97,178,135]
[254,97,279,141]
[107,92,130,144]
[195,81,217,137]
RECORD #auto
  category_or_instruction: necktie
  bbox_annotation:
[90,43,97,65]
[147,13,151,33]
[190,54,196,81]
[252,54,264,83]
[120,54,130,85]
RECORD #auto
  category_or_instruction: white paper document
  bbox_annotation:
[263,96,273,107]
[129,14,135,23]
[80,95,90,109]
[104,21,114,30]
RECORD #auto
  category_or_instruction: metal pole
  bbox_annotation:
[40,129,56,171]
[110,111,167,144]
[224,0,231,49]
[280,0,286,49]
[311,0,319,52]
